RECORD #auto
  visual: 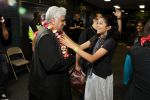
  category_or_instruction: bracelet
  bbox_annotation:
[73,47,79,52]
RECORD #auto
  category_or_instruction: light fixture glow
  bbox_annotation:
[139,5,145,9]
[104,0,111,2]
[19,7,27,15]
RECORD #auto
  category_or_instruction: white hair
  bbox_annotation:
[45,6,66,22]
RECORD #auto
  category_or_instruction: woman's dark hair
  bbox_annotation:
[135,19,146,26]
[89,12,102,25]
[102,15,120,41]
[90,11,102,20]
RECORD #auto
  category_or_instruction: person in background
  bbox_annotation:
[126,19,145,49]
[70,13,85,43]
[0,16,9,100]
[28,12,42,41]
[124,19,150,100]
[77,12,103,100]
[78,12,102,74]
[28,6,75,100]
[60,15,120,100]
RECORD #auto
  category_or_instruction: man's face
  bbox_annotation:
[75,14,80,20]
[54,16,66,32]
[136,22,144,33]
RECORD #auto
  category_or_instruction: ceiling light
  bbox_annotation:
[139,5,145,9]
[125,13,128,15]
[114,5,120,9]
[104,0,111,2]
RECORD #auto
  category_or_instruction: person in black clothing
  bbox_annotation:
[78,12,101,74]
[28,6,75,100]
[124,19,150,100]
[70,13,85,43]
[0,16,9,100]
[60,15,120,100]
[28,11,42,41]
[30,12,41,33]
[77,12,102,100]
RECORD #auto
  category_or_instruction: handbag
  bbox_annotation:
[70,67,86,94]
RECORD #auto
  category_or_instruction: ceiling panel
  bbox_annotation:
[83,0,150,11]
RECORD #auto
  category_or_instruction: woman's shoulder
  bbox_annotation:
[105,37,117,44]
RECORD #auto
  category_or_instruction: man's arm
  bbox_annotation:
[2,23,9,40]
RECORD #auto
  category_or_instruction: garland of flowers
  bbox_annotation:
[41,21,70,58]
[140,34,150,46]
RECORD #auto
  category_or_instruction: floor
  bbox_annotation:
[7,43,128,100]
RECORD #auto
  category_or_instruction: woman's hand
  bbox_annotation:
[113,8,122,19]
[113,8,122,32]
[59,34,75,49]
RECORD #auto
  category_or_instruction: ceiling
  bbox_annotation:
[83,0,150,11]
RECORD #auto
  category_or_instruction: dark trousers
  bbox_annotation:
[0,54,9,94]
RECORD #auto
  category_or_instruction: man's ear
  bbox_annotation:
[50,18,55,25]
[107,26,112,31]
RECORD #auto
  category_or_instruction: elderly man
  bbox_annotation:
[28,6,75,100]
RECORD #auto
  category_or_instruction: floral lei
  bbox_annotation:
[140,34,150,46]
[34,21,70,58]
